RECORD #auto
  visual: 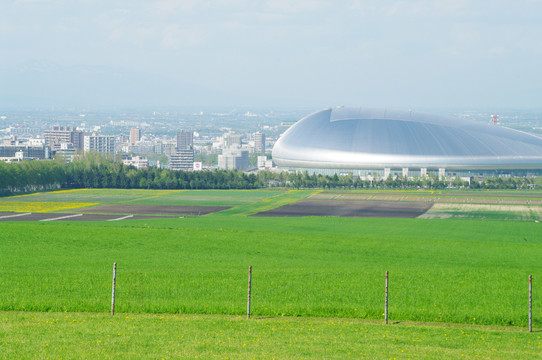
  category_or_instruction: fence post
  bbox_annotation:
[111,262,117,316]
[385,271,389,324]
[247,266,252,319]
[529,275,533,332]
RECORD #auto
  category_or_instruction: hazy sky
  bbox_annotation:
[2,0,542,108]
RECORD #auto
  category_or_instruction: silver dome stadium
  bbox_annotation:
[272,107,542,175]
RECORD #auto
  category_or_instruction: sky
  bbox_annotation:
[1,0,542,108]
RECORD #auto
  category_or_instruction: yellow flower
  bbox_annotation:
[0,201,98,213]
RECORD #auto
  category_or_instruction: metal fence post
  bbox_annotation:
[529,275,533,332]
[385,271,389,324]
[111,262,117,316]
[247,266,252,319]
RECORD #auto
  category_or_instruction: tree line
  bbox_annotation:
[0,153,538,195]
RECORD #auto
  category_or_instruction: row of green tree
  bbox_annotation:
[0,154,538,195]
[0,160,66,194]
[268,172,536,190]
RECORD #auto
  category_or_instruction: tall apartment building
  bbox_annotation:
[254,132,266,153]
[130,128,141,144]
[84,135,116,153]
[176,130,193,150]
[169,150,195,171]
[44,126,84,151]
[171,130,194,171]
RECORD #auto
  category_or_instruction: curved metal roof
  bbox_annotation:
[272,107,542,170]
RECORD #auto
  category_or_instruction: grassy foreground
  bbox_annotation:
[3,188,542,359]
[1,311,541,360]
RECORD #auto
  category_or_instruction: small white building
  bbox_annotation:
[257,156,274,170]
[0,150,24,163]
[122,156,149,169]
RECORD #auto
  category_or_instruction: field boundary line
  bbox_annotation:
[40,214,83,221]
[0,212,32,219]
[107,215,134,221]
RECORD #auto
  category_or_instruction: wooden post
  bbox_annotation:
[385,271,389,324]
[247,266,252,319]
[111,262,117,316]
[529,275,533,332]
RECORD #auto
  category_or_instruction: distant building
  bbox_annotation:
[169,149,194,171]
[257,156,267,169]
[176,130,193,150]
[0,145,50,160]
[172,130,194,171]
[254,132,266,153]
[257,155,274,170]
[218,147,249,171]
[0,150,24,163]
[44,126,84,151]
[273,106,542,178]
[130,141,163,155]
[84,135,115,153]
[123,155,149,169]
[130,128,141,144]
[224,134,242,148]
[153,142,163,155]
[56,142,76,163]
[7,127,41,136]
[163,142,177,156]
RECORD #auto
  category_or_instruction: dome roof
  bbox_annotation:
[272,107,542,170]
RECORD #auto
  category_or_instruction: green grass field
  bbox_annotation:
[1,212,541,326]
[1,312,540,359]
[2,188,542,357]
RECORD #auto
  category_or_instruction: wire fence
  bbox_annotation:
[1,264,537,332]
[111,264,537,332]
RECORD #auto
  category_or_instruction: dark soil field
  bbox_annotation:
[252,199,433,218]
[0,204,231,222]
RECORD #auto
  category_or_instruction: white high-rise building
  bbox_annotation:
[84,135,116,153]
